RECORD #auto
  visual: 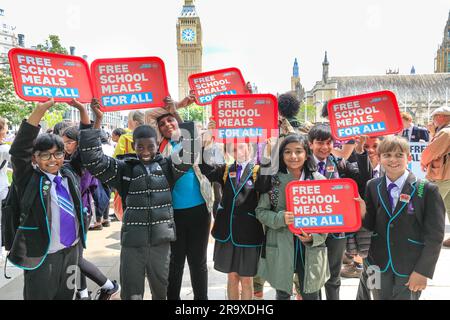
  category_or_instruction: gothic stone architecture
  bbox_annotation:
[435,11,450,73]
[307,52,450,126]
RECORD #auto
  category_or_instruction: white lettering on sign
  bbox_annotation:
[17,55,74,87]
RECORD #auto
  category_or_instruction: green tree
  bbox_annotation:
[42,109,64,130]
[36,35,68,54]
[0,34,70,126]
[297,104,316,124]
[0,72,33,125]
[178,103,205,123]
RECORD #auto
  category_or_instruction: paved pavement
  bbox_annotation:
[1,211,449,300]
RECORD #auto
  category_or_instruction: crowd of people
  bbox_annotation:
[0,91,449,301]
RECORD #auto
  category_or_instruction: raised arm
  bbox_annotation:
[78,105,124,192]
[11,99,54,189]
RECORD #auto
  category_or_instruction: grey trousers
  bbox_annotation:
[371,269,421,300]
[356,259,372,300]
[324,235,347,300]
[23,244,79,300]
[120,242,171,300]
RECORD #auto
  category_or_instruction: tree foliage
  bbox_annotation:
[178,103,205,123]
[0,35,69,127]
[36,35,68,54]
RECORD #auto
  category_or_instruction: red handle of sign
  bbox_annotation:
[285,178,361,234]
[188,67,247,106]
[327,90,402,141]
[90,56,169,112]
[8,48,93,103]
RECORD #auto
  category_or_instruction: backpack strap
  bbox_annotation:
[252,164,260,183]
[222,164,230,185]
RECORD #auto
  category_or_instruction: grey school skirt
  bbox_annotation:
[213,240,261,277]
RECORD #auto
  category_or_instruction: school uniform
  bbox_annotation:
[256,170,330,300]
[401,125,430,142]
[355,163,383,300]
[200,160,268,277]
[363,171,446,300]
[79,128,192,300]
[8,121,87,300]
[314,152,371,300]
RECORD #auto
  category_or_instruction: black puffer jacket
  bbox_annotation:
[79,129,191,247]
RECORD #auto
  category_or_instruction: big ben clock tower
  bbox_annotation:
[177,0,203,100]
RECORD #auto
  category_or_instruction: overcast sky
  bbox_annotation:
[1,0,449,98]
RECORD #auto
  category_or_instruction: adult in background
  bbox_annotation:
[0,117,11,262]
[146,94,213,300]
[421,106,450,247]
[400,112,429,142]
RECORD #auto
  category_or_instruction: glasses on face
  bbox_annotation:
[36,151,65,161]
[64,140,76,146]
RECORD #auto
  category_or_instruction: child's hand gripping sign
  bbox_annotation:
[8,48,93,102]
[327,90,402,141]
[211,94,279,143]
[188,67,249,106]
[90,57,169,112]
[286,179,362,234]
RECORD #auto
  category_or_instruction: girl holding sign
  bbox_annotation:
[199,120,270,300]
[256,134,329,300]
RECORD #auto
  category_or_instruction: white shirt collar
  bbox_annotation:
[385,170,409,190]
[236,160,250,170]
[287,169,305,181]
[313,154,326,165]
[43,171,61,182]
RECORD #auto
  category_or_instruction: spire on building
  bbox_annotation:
[410,65,416,75]
[293,58,299,78]
[323,51,329,65]
[322,51,329,84]
[181,0,197,16]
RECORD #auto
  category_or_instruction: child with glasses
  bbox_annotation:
[8,99,88,300]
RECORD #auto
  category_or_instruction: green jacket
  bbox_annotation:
[256,171,330,294]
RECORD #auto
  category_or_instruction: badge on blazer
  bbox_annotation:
[247,180,253,186]
[229,172,237,178]
[400,194,411,203]
[326,166,335,172]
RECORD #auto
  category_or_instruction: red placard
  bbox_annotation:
[327,91,402,141]
[286,179,361,234]
[188,67,248,106]
[91,57,169,112]
[8,48,92,102]
[211,94,279,143]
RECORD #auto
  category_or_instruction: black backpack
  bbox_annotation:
[1,180,20,252]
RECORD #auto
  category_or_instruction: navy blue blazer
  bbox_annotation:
[363,172,445,279]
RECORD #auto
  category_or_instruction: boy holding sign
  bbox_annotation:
[362,136,445,300]
[307,124,371,300]
[7,99,87,300]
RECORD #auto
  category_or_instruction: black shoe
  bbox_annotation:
[102,220,111,227]
[96,281,121,300]
[89,223,103,231]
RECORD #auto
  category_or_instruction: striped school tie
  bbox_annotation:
[54,176,77,247]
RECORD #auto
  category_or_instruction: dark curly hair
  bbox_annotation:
[278,93,300,119]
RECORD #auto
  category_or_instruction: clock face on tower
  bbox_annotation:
[181,28,196,43]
